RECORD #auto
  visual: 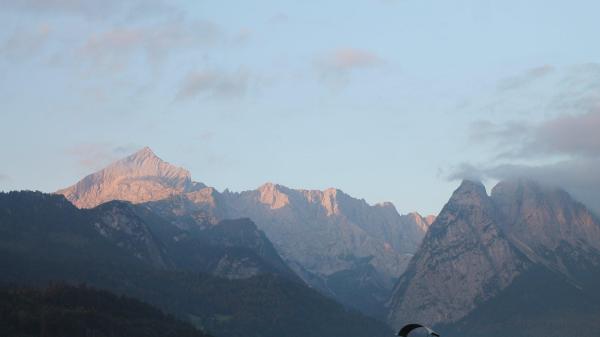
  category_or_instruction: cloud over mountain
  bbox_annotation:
[469,109,600,159]
[451,64,600,214]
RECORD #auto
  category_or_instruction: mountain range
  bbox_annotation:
[4,146,600,336]
[58,147,432,317]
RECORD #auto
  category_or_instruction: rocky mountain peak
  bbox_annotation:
[389,178,600,329]
[57,147,204,208]
[130,146,156,160]
[406,212,433,233]
[255,183,346,215]
[492,178,600,256]
[115,147,191,180]
[447,180,489,206]
[257,182,290,209]
[320,188,342,215]
[375,201,395,209]
[185,187,220,206]
[388,180,525,327]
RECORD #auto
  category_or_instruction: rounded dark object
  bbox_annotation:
[398,323,440,337]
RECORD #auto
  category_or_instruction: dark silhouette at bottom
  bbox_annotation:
[398,323,440,337]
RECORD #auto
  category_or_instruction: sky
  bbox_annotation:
[1,0,600,215]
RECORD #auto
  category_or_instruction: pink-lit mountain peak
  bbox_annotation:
[57,147,203,208]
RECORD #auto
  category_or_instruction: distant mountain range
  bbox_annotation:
[4,146,600,337]
[58,147,432,317]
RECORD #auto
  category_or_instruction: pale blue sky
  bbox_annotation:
[1,0,600,215]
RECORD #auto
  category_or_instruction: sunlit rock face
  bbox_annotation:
[57,147,205,209]
[165,182,427,317]
[57,147,429,318]
[222,183,421,279]
[388,179,600,328]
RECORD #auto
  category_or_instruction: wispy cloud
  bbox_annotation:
[0,0,254,102]
[530,110,600,157]
[497,65,555,91]
[450,63,600,213]
[460,64,600,119]
[268,13,289,24]
[468,120,531,151]
[314,47,384,86]
[176,68,252,101]
[468,109,600,159]
[80,20,221,72]
[0,0,177,21]
[0,0,121,20]
[0,0,205,76]
[66,143,138,170]
[449,158,600,214]
[232,28,253,46]
[0,24,51,62]
[196,131,215,142]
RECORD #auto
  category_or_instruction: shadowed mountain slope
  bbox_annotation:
[0,191,392,337]
[0,283,211,337]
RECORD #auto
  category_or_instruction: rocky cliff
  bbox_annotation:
[388,179,600,333]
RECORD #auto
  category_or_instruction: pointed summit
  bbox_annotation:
[388,180,523,327]
[129,146,158,160]
[445,179,488,207]
[57,147,205,208]
[108,146,191,181]
[456,179,487,195]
